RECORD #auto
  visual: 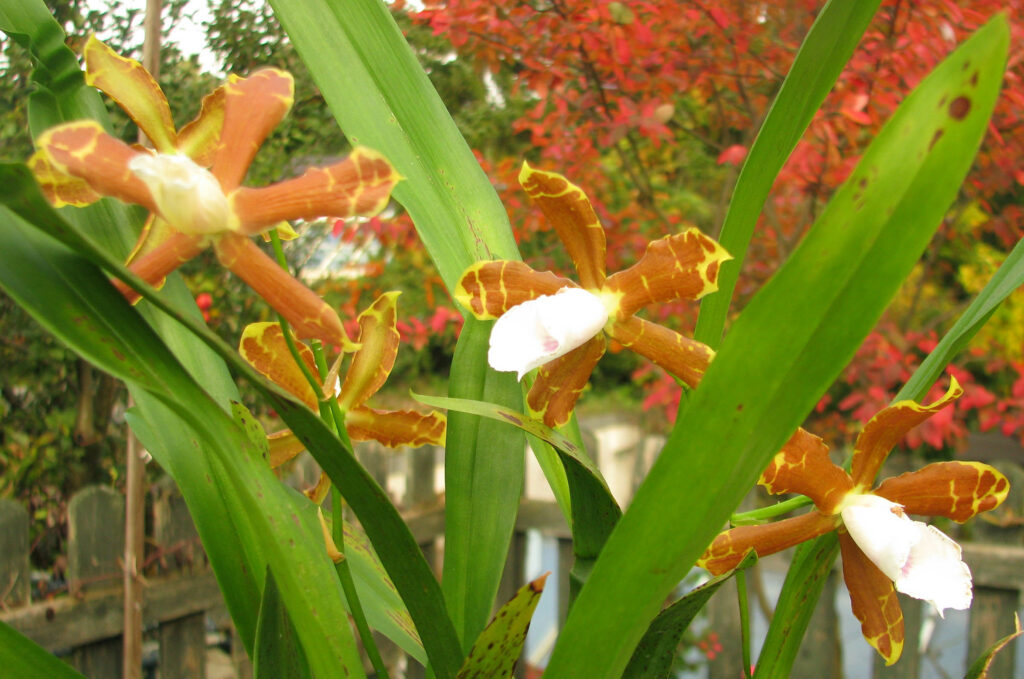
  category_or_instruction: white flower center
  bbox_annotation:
[129,153,233,235]
[488,287,609,380]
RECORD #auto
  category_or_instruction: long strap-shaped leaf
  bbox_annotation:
[544,16,1008,678]
[693,0,882,349]
[0,169,462,678]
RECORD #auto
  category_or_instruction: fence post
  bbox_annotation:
[68,485,125,678]
[0,498,30,609]
[153,477,207,679]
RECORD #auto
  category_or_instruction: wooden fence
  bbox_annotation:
[2,424,1023,678]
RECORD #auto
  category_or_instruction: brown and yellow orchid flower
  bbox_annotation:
[698,377,1009,665]
[455,163,731,427]
[30,36,400,348]
[240,291,446,478]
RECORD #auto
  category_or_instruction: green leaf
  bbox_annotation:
[896,236,1024,403]
[0,621,86,679]
[267,0,520,292]
[0,164,460,678]
[456,574,548,679]
[545,16,1009,678]
[964,614,1023,679]
[695,0,882,348]
[443,319,526,651]
[623,553,758,679]
[254,569,313,679]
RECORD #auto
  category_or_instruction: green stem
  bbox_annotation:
[730,496,812,525]
[736,571,752,679]
[311,342,390,679]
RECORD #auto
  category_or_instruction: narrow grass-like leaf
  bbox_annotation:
[545,17,1008,677]
[456,574,548,679]
[694,0,881,348]
[0,621,87,679]
[623,553,758,679]
[254,569,312,679]
[268,0,519,291]
[444,319,526,650]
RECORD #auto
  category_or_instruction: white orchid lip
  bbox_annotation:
[841,493,972,616]
[129,153,233,235]
[488,287,609,380]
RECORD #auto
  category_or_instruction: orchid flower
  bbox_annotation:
[456,163,731,427]
[698,378,1009,664]
[240,292,446,489]
[30,36,400,348]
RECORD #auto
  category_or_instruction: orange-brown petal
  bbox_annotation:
[697,511,838,576]
[36,121,157,212]
[114,231,204,302]
[345,406,447,448]
[850,377,963,488]
[176,85,227,166]
[338,292,400,411]
[604,229,730,318]
[519,162,606,289]
[211,68,294,191]
[239,322,320,409]
[83,35,177,153]
[231,148,400,234]
[455,261,573,320]
[840,531,904,665]
[607,316,712,390]
[875,461,1010,522]
[526,334,606,428]
[759,427,854,514]
[215,233,349,347]
[28,152,103,207]
[268,429,305,468]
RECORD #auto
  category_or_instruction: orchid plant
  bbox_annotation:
[1,1,1022,679]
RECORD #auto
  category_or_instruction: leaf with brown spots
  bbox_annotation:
[456,574,548,679]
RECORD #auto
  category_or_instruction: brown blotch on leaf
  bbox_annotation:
[499,411,523,426]
[949,96,971,120]
[970,71,979,87]
[929,129,945,151]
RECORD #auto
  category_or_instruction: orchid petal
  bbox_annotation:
[839,531,904,665]
[519,162,607,289]
[35,121,157,212]
[114,231,204,302]
[488,287,608,380]
[338,292,400,411]
[239,322,320,409]
[268,430,305,468]
[759,428,853,514]
[27,152,102,207]
[456,260,572,320]
[851,377,963,487]
[607,316,713,390]
[216,233,351,348]
[231,148,401,234]
[840,494,972,616]
[211,69,294,191]
[526,335,607,428]
[875,461,1009,522]
[604,229,731,318]
[698,511,838,576]
[83,35,177,153]
[125,214,173,266]
[176,85,226,165]
[346,406,447,448]
[128,153,235,235]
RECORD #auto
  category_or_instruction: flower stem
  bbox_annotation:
[736,570,752,679]
[730,495,812,525]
